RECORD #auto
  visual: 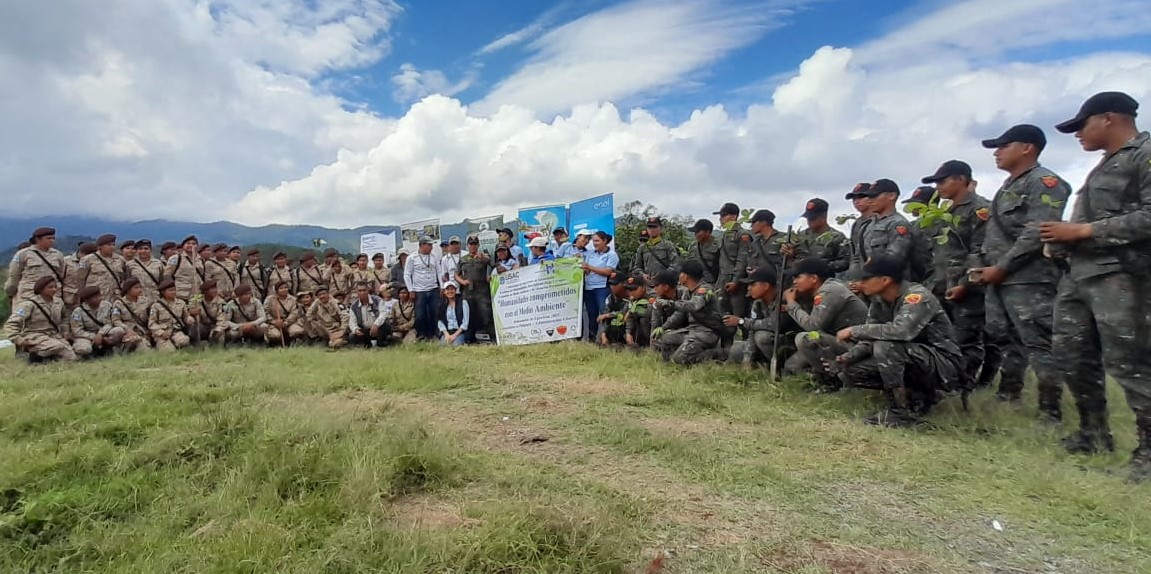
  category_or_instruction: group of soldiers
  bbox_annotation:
[4,91,1150,481]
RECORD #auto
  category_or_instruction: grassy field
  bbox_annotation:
[0,343,1148,573]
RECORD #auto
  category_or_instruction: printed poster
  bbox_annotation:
[517,205,568,251]
[568,193,615,239]
[359,231,397,265]
[490,258,584,346]
[401,218,441,258]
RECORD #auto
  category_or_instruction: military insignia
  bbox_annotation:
[72,310,83,320]
[853,183,864,193]
[1041,176,1058,188]
[904,293,923,304]
[806,202,815,211]
[15,307,26,317]
[895,226,908,236]
[976,207,990,221]
[696,287,708,295]
[168,256,179,265]
[813,294,823,306]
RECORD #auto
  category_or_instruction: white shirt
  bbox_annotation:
[404,251,440,292]
[439,253,461,287]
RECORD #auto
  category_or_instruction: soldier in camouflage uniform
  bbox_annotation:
[239,248,269,302]
[631,217,681,282]
[1041,92,1151,481]
[623,274,652,348]
[265,281,306,345]
[857,180,918,276]
[369,253,390,295]
[112,278,152,351]
[650,263,725,365]
[166,236,202,302]
[389,287,417,344]
[456,236,494,342]
[4,277,76,362]
[204,243,237,301]
[70,286,127,358]
[325,257,355,300]
[713,203,752,322]
[192,280,225,345]
[837,257,962,428]
[119,240,136,263]
[686,219,721,286]
[217,284,267,344]
[745,209,791,276]
[919,160,993,396]
[972,125,1069,417]
[597,273,631,346]
[62,243,95,315]
[78,234,129,301]
[268,252,294,296]
[786,258,869,390]
[308,286,347,348]
[129,240,165,304]
[6,227,66,303]
[793,199,850,274]
[149,279,193,352]
[725,267,800,368]
[294,252,326,296]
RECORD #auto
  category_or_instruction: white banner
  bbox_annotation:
[359,231,396,265]
[401,218,441,259]
[490,258,584,346]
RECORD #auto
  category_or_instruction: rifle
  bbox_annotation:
[769,225,793,383]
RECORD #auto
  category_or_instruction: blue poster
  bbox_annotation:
[568,193,615,239]
[517,205,568,251]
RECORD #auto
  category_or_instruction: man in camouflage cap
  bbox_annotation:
[745,209,791,276]
[787,258,869,390]
[631,217,681,281]
[685,219,721,286]
[793,198,850,274]
[725,267,800,369]
[4,277,76,362]
[713,202,752,323]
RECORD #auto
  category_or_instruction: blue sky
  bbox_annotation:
[3,0,1151,226]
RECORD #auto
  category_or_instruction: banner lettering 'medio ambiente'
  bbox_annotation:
[490,258,584,346]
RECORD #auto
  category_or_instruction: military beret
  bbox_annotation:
[323,248,339,257]
[234,284,252,297]
[371,252,385,260]
[77,286,102,302]
[181,235,198,246]
[300,252,316,262]
[119,240,136,249]
[229,245,241,253]
[96,234,117,247]
[159,241,177,251]
[33,276,56,295]
[247,248,260,256]
[136,239,153,248]
[213,243,228,252]
[157,278,176,292]
[273,251,287,259]
[274,280,289,291]
[121,277,141,295]
[79,242,98,256]
[356,253,368,260]
[200,280,218,294]
[31,227,55,239]
[313,284,329,294]
[198,244,213,253]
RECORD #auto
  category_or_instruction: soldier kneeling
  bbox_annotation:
[4,277,77,363]
[216,284,268,345]
[723,268,800,370]
[650,262,725,365]
[71,286,127,358]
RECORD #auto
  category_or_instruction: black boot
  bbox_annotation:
[1061,408,1114,455]
[1128,417,1151,484]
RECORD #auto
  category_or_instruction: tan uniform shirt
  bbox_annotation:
[6,246,67,301]
[130,258,166,303]
[166,253,202,301]
[264,294,301,326]
[308,299,344,333]
[71,301,116,340]
[149,297,192,340]
[239,262,270,301]
[294,264,326,297]
[113,297,151,338]
[204,259,238,300]
[78,253,129,300]
[4,295,68,345]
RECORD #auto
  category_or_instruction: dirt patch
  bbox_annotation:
[764,539,938,574]
[390,495,475,530]
[556,377,643,397]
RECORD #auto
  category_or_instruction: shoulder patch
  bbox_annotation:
[904,293,923,305]
[975,207,990,221]
[168,256,179,265]
[15,307,26,317]
[1041,176,1058,188]
[813,294,824,306]
[695,287,708,295]
[72,310,83,320]
[895,225,908,236]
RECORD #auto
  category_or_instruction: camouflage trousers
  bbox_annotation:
[794,332,848,376]
[985,283,1059,410]
[21,333,77,362]
[728,329,803,372]
[72,327,127,357]
[154,331,191,352]
[942,295,987,393]
[655,327,720,365]
[267,322,307,344]
[465,293,494,342]
[1054,273,1151,421]
[842,341,960,395]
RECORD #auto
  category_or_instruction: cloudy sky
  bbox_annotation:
[3,0,1150,228]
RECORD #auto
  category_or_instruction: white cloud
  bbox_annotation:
[391,63,477,103]
[472,0,785,116]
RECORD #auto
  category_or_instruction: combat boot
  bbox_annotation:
[1127,417,1151,484]
[1061,409,1114,455]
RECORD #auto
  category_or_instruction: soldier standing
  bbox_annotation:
[369,253,390,294]
[130,240,166,304]
[4,277,76,362]
[268,252,294,296]
[631,217,681,281]
[205,244,238,300]
[6,227,66,303]
[77,234,128,301]
[1040,92,1151,482]
[859,180,917,274]
[62,243,96,315]
[650,262,725,365]
[685,219,721,286]
[971,124,1068,415]
[456,236,494,342]
[846,183,875,285]
[793,199,850,274]
[294,252,326,296]
[745,210,790,276]
[239,248,269,302]
[166,236,202,302]
[119,240,136,263]
[713,202,752,323]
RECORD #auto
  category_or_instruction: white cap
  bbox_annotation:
[575,229,595,237]
[529,236,549,248]
[442,281,459,290]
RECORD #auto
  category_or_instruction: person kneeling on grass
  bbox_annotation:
[834,256,962,428]
[723,268,800,370]
[71,286,128,358]
[149,279,193,353]
[217,284,267,345]
[307,286,347,348]
[390,287,417,344]
[650,261,725,365]
[597,273,630,346]
[785,257,869,391]
[4,277,77,363]
[437,282,470,346]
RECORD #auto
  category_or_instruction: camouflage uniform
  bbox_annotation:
[112,296,153,351]
[70,301,127,357]
[265,294,306,344]
[369,266,390,294]
[193,296,226,344]
[841,284,962,415]
[983,165,1070,411]
[624,297,652,348]
[6,246,66,302]
[729,297,801,367]
[4,295,76,361]
[631,238,681,279]
[861,212,915,271]
[204,259,237,300]
[166,253,202,302]
[745,230,790,275]
[218,298,267,343]
[78,253,128,301]
[794,227,851,274]
[294,264,326,297]
[686,237,722,286]
[457,253,494,341]
[846,217,873,280]
[1052,131,1151,446]
[129,258,166,304]
[324,264,355,299]
[716,224,752,317]
[149,297,193,352]
[652,283,726,365]
[308,298,347,348]
[598,292,629,345]
[389,299,417,344]
[61,254,85,312]
[269,265,294,295]
[791,279,869,379]
[239,262,269,302]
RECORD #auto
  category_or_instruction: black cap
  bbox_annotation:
[687,219,714,233]
[860,256,905,282]
[623,273,647,290]
[846,183,871,200]
[864,179,900,197]
[713,202,740,217]
[749,209,775,224]
[646,217,664,228]
[791,257,834,280]
[467,236,479,245]
[496,227,514,236]
[902,186,937,205]
[650,269,679,288]
[801,198,829,219]
[981,124,1047,151]
[921,161,972,184]
[552,228,567,237]
[608,272,626,286]
[1056,91,1139,134]
[741,267,778,286]
[679,260,705,281]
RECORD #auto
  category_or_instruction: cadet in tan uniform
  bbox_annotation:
[119,240,136,263]
[239,248,269,302]
[269,252,294,295]
[78,234,129,301]
[129,239,165,304]
[307,285,347,348]
[4,277,77,363]
[205,243,237,300]
[294,252,325,296]
[166,236,202,301]
[218,284,267,344]
[112,278,152,351]
[295,290,322,343]
[159,241,178,261]
[369,253,390,295]
[390,286,417,344]
[191,280,225,344]
[325,257,354,299]
[70,286,127,358]
[6,227,67,303]
[265,281,306,345]
[149,279,193,352]
[62,243,96,314]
